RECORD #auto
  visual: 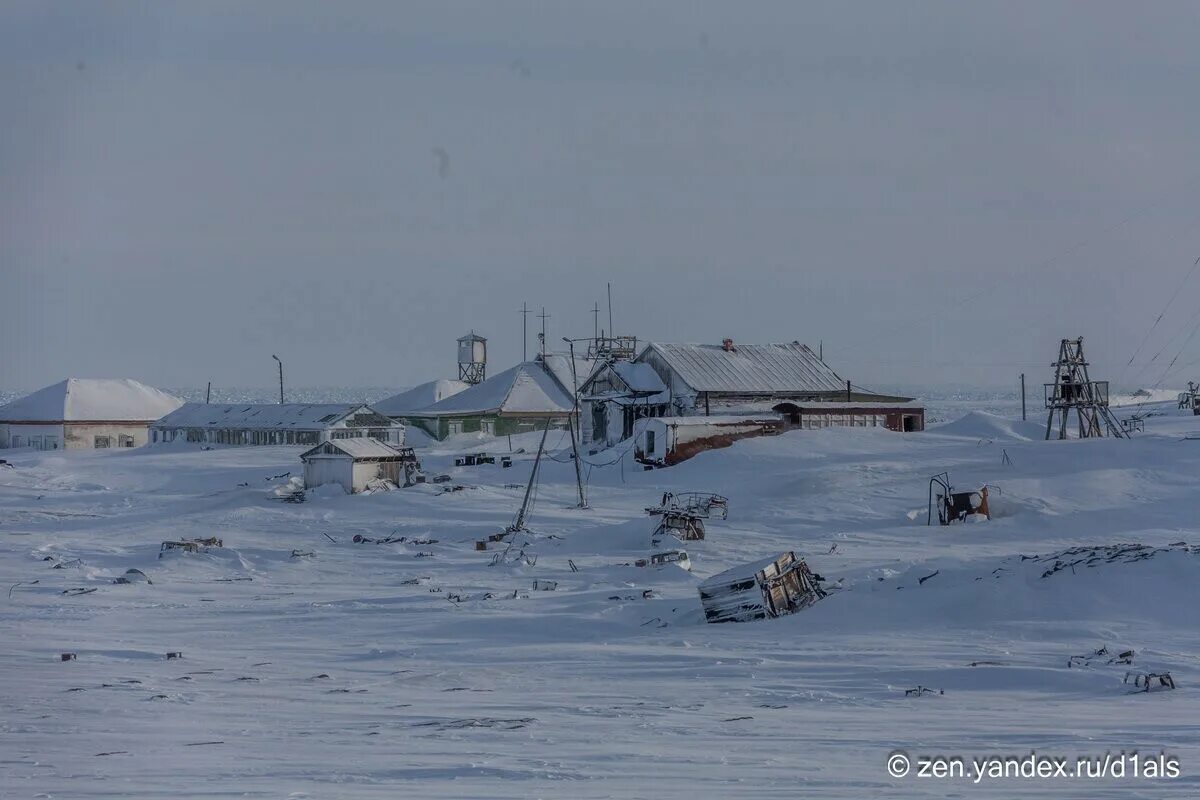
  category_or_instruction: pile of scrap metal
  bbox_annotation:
[928,472,994,525]
[1068,646,1135,668]
[653,511,706,542]
[648,491,730,542]
[646,491,729,520]
[159,537,224,558]
[697,551,826,624]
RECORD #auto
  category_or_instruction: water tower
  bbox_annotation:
[457,332,487,384]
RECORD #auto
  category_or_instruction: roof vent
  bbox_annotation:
[722,338,736,352]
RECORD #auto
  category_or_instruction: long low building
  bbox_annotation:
[151,403,404,446]
[0,378,184,450]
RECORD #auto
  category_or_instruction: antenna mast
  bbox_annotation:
[519,302,531,362]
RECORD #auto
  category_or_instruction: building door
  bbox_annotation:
[27,436,42,450]
[480,419,495,436]
[44,436,59,450]
[447,420,463,436]
[592,403,608,443]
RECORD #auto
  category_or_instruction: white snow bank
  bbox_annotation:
[929,411,1045,441]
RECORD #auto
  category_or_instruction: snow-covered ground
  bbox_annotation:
[4,400,1200,798]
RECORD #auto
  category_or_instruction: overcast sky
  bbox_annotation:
[5,1,1200,393]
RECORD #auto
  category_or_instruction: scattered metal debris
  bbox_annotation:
[1069,646,1136,668]
[160,537,224,558]
[905,686,944,697]
[290,550,314,558]
[9,579,39,598]
[532,579,557,591]
[61,587,97,596]
[918,570,939,585]
[166,651,183,660]
[413,717,535,731]
[61,653,77,661]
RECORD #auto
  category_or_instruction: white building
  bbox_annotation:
[300,439,419,494]
[151,403,404,446]
[0,378,184,450]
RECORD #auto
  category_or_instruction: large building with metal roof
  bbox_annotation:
[150,403,403,446]
[581,339,923,450]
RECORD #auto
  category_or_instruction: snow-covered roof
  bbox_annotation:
[153,403,393,430]
[640,342,846,394]
[699,552,795,590]
[301,438,408,459]
[409,362,574,417]
[609,361,667,394]
[0,379,183,423]
[373,379,469,416]
[539,353,597,395]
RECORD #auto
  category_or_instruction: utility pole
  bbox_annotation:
[205,381,211,404]
[518,302,531,362]
[591,302,600,343]
[537,307,550,356]
[1020,373,1026,421]
[271,355,284,404]
[563,337,588,509]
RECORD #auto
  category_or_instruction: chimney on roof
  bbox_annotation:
[722,338,735,352]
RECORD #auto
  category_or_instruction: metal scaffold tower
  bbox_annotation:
[1044,337,1128,440]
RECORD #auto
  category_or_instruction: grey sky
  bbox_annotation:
[4,1,1200,392]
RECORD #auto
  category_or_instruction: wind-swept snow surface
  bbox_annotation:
[3,403,1200,797]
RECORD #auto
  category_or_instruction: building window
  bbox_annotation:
[94,436,112,448]
[645,429,656,454]
[119,435,135,447]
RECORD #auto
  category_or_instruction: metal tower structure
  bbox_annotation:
[457,332,487,385]
[1044,337,1128,440]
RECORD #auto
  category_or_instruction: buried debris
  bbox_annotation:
[113,568,151,585]
[531,579,557,591]
[653,511,706,542]
[159,537,224,558]
[1068,646,1136,668]
[698,552,826,624]
[632,550,692,571]
[290,549,315,559]
[166,651,183,660]
[1125,671,1176,692]
[928,472,994,525]
[905,685,944,697]
[61,652,77,662]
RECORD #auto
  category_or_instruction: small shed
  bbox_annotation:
[300,439,419,494]
[698,552,825,624]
